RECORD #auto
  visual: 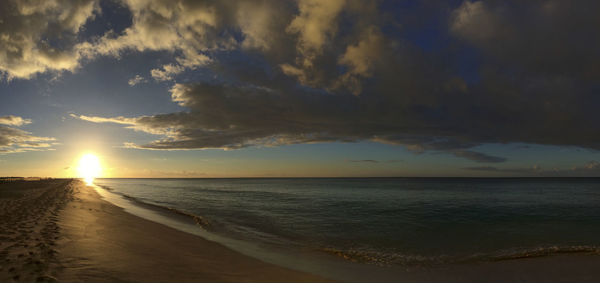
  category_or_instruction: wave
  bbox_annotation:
[321,245,600,267]
[96,184,211,229]
[95,183,600,268]
[97,184,113,191]
[487,245,600,261]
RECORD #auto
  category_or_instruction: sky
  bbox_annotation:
[1,0,600,178]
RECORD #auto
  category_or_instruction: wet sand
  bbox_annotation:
[56,180,332,282]
[2,178,600,282]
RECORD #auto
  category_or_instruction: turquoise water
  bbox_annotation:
[93,178,600,266]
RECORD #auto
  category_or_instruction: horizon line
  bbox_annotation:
[3,176,600,180]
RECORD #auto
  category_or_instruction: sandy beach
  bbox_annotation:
[1,179,331,282]
[0,179,72,282]
[2,179,600,282]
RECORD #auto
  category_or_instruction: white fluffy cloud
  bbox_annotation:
[128,74,146,86]
[0,0,99,79]
[2,0,380,91]
[151,64,185,82]
[286,0,346,67]
[0,115,32,126]
[77,0,221,81]
[335,27,384,95]
[280,0,351,88]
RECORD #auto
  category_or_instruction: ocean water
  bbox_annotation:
[93,178,600,267]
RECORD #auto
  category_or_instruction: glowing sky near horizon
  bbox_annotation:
[78,153,102,184]
[1,0,600,177]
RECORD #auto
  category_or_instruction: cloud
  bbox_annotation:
[1,0,219,80]
[452,150,506,163]
[128,74,146,86]
[0,0,99,79]
[72,82,506,162]
[450,1,498,43]
[236,1,278,51]
[286,0,346,67]
[7,1,600,165]
[347,159,378,163]
[76,0,221,81]
[0,115,32,126]
[463,165,542,173]
[335,27,385,95]
[137,169,207,177]
[583,161,600,170]
[465,161,600,177]
[70,113,135,125]
[0,116,57,154]
[278,0,386,93]
[542,161,600,177]
[1,0,381,90]
[70,113,173,135]
[151,64,185,82]
[463,166,499,172]
[346,159,402,164]
[450,0,600,80]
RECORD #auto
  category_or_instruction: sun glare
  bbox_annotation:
[78,154,101,185]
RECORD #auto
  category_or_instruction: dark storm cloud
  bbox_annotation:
[72,82,508,163]
[6,1,600,163]
[445,0,600,149]
[451,0,600,81]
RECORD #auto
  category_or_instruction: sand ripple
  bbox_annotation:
[0,179,74,282]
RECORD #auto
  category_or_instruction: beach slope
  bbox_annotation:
[56,179,332,282]
[0,179,72,282]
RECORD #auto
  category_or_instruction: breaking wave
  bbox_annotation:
[322,245,600,267]
[97,184,211,229]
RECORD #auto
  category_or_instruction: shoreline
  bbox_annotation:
[56,179,333,282]
[46,180,600,283]
[2,179,600,282]
[91,182,371,279]
[91,182,600,275]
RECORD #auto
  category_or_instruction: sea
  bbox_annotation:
[92,178,600,279]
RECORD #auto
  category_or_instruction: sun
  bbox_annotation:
[78,153,102,185]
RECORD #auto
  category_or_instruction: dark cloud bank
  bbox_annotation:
[3,0,600,164]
